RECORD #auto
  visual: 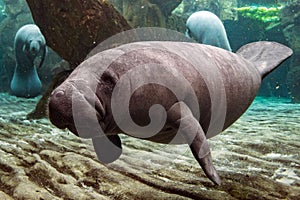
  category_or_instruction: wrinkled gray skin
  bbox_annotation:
[11,24,47,98]
[49,41,292,185]
[186,11,232,51]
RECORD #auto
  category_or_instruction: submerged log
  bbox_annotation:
[25,0,132,119]
[26,0,131,68]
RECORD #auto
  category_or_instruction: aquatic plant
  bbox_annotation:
[235,5,282,23]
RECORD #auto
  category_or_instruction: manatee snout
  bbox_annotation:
[49,81,106,138]
[29,40,41,55]
[49,83,77,133]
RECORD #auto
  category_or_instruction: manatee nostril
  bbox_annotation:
[53,90,65,98]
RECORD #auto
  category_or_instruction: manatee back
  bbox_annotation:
[236,41,293,79]
[96,42,263,138]
[186,11,232,51]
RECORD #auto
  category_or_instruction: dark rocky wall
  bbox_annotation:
[109,0,182,28]
[233,1,299,100]
[281,1,300,103]
[223,18,290,98]
[172,0,237,20]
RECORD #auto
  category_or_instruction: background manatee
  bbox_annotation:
[186,11,232,51]
[49,41,292,185]
[11,24,47,98]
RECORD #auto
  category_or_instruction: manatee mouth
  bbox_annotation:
[83,94,105,122]
[66,123,79,136]
[68,88,106,138]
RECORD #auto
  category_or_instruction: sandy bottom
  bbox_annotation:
[0,93,299,199]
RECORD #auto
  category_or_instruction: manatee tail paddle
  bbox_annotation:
[236,41,293,79]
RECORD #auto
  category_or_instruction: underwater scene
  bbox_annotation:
[0,0,299,199]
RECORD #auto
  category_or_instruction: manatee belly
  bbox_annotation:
[143,126,185,144]
[10,65,42,98]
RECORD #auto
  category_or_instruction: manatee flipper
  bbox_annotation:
[92,135,122,164]
[236,41,293,78]
[22,43,28,53]
[167,102,221,185]
[37,46,47,69]
[185,28,191,38]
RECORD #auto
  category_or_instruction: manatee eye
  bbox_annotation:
[100,71,118,94]
[102,72,115,85]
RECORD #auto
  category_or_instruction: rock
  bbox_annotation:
[219,0,237,20]
[122,0,166,27]
[173,0,237,20]
[0,191,13,200]
[149,0,182,17]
